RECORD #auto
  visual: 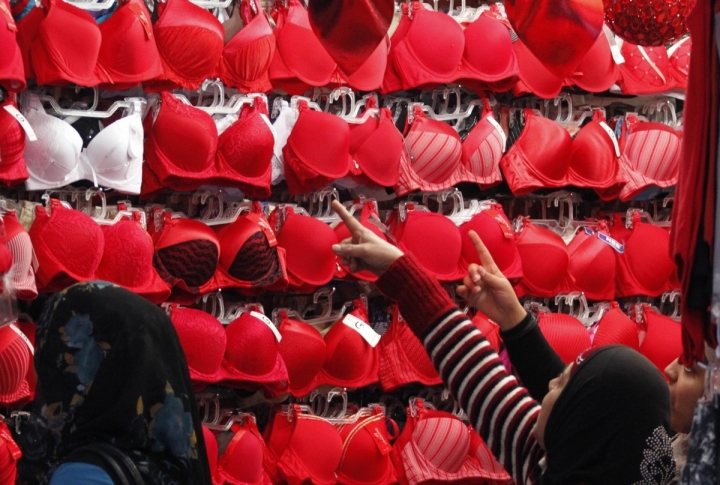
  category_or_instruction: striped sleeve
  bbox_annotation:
[376,255,545,485]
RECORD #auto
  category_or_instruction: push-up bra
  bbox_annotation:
[617,41,676,95]
[217,418,273,485]
[667,36,691,89]
[269,0,387,94]
[142,92,274,199]
[0,0,25,92]
[591,302,640,351]
[561,222,619,302]
[0,100,29,187]
[536,312,591,364]
[23,93,144,194]
[0,210,37,300]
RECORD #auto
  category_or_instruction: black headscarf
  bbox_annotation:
[21,281,212,484]
[542,345,675,485]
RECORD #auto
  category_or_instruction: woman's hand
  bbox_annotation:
[457,230,527,331]
[331,200,404,276]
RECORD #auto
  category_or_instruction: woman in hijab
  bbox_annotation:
[331,200,675,485]
[16,281,212,485]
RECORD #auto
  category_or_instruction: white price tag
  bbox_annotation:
[251,311,282,342]
[342,314,380,348]
[3,105,37,142]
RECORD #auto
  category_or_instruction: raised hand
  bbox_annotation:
[457,230,527,330]
[330,200,404,276]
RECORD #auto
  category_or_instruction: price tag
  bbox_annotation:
[342,314,380,348]
[246,213,277,247]
[127,1,153,39]
[599,121,621,157]
[598,232,625,254]
[487,115,507,152]
[3,105,37,141]
[484,206,515,239]
[251,311,282,342]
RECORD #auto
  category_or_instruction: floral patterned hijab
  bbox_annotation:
[22,281,212,484]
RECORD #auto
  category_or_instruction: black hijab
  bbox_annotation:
[542,345,675,485]
[23,281,212,484]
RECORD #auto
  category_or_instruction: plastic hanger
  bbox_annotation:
[36,89,145,119]
[205,410,257,431]
[294,187,342,224]
[523,300,552,315]
[660,290,681,321]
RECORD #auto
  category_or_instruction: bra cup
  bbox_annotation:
[537,313,591,364]
[153,219,220,289]
[566,232,616,300]
[624,123,682,182]
[276,213,338,285]
[513,39,563,99]
[86,114,143,180]
[568,33,619,92]
[286,108,350,179]
[225,314,279,376]
[24,111,82,182]
[221,12,275,91]
[522,115,573,181]
[413,416,470,473]
[461,116,504,182]
[624,224,675,295]
[275,1,336,86]
[96,220,155,288]
[352,113,403,186]
[171,307,226,376]
[278,318,327,391]
[619,43,675,94]
[222,430,264,484]
[96,0,163,83]
[395,6,464,86]
[217,106,274,179]
[340,36,387,90]
[32,0,101,85]
[462,15,514,79]
[292,418,343,483]
[568,120,620,187]
[460,212,518,273]
[322,320,374,383]
[338,419,393,483]
[405,116,462,184]
[153,0,224,88]
[516,224,569,295]
[396,212,462,279]
[382,13,411,93]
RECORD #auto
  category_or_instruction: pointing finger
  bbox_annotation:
[331,200,366,237]
[468,230,499,274]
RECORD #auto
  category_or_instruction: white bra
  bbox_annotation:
[22,93,144,194]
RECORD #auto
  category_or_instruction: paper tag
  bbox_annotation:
[246,213,277,247]
[598,232,625,254]
[487,115,507,152]
[583,227,594,236]
[485,207,515,239]
[342,314,380,347]
[368,419,392,455]
[3,105,36,141]
[9,323,33,355]
[0,1,16,32]
[598,121,621,158]
[251,311,282,342]
[127,1,153,39]
[604,25,625,65]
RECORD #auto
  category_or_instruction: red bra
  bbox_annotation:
[0,211,37,301]
[459,204,523,283]
[471,312,502,353]
[271,206,339,287]
[377,305,442,392]
[536,313,591,364]
[95,218,172,304]
[395,104,506,196]
[668,36,691,89]
[275,300,379,396]
[201,426,222,485]
[218,419,273,485]
[0,101,28,187]
[348,102,404,188]
[610,213,676,297]
[281,101,350,195]
[219,0,276,93]
[617,42,675,95]
[591,302,640,351]
[0,0,25,92]
[562,223,619,302]
[29,200,104,292]
[264,405,344,485]
[142,92,274,199]
[391,400,511,485]
[170,307,227,390]
[637,305,682,374]
[148,0,224,91]
[383,3,517,93]
[500,110,624,195]
[513,32,619,98]
[513,219,573,298]
[269,0,387,94]
[597,114,682,202]
[388,207,466,282]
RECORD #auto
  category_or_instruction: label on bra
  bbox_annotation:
[597,232,624,253]
[246,213,278,247]
[484,207,515,239]
[251,311,282,342]
[598,121,621,157]
[3,105,36,141]
[367,419,392,455]
[0,1,16,31]
[342,314,381,348]
[487,116,507,152]
[127,1,153,39]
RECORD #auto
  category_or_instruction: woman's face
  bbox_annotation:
[533,363,573,449]
[665,358,705,433]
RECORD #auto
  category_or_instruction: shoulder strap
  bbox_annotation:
[64,443,145,485]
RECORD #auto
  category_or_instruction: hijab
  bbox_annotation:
[23,281,212,484]
[542,345,675,485]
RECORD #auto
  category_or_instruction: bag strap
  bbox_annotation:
[64,443,145,485]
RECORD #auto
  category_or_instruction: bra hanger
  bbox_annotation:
[332,89,381,124]
[290,95,323,112]
[174,79,266,115]
[523,299,553,315]
[396,201,432,223]
[625,208,671,229]
[192,191,252,226]
[205,409,257,431]
[660,290,681,322]
[294,187,342,224]
[34,88,145,120]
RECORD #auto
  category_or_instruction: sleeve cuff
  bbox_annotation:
[499,311,537,343]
